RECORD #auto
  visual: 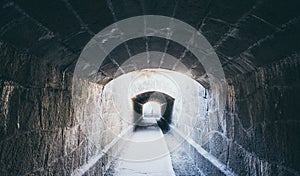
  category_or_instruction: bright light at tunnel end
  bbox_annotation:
[72,15,227,162]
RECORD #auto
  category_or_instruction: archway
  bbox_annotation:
[71,15,227,176]
[132,91,175,133]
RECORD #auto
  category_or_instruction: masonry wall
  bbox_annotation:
[187,55,300,176]
[1,41,300,176]
[224,56,300,175]
[0,43,126,175]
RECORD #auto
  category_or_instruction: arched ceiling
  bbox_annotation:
[1,0,300,80]
[98,37,206,85]
[132,91,175,105]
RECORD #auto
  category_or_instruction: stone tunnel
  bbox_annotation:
[0,0,300,175]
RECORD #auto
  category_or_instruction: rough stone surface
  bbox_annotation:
[223,56,300,175]
[1,0,300,175]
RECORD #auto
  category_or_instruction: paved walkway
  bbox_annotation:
[105,125,175,176]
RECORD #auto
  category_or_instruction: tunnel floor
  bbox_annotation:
[105,125,204,176]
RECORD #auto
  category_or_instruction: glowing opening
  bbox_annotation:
[143,101,162,118]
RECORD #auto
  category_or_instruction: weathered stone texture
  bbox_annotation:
[0,42,127,175]
[224,56,300,175]
[1,0,300,175]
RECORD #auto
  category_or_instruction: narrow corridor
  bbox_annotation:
[1,1,299,175]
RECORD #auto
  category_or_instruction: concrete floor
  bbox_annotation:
[105,120,207,176]
[105,125,176,176]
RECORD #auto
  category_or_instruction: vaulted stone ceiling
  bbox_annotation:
[1,0,300,83]
[1,0,300,175]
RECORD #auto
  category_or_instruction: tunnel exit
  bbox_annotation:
[142,101,162,118]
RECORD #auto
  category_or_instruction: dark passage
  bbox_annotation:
[0,0,300,175]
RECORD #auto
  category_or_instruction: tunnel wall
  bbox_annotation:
[223,56,300,175]
[0,43,128,175]
[1,41,299,175]
[0,43,75,175]
[181,55,300,175]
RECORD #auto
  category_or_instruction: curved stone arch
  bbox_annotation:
[114,51,191,79]
[106,68,183,119]
[72,15,227,149]
[73,15,226,121]
[132,91,175,133]
[74,15,225,87]
[104,67,207,124]
[100,36,206,85]
[108,50,209,88]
